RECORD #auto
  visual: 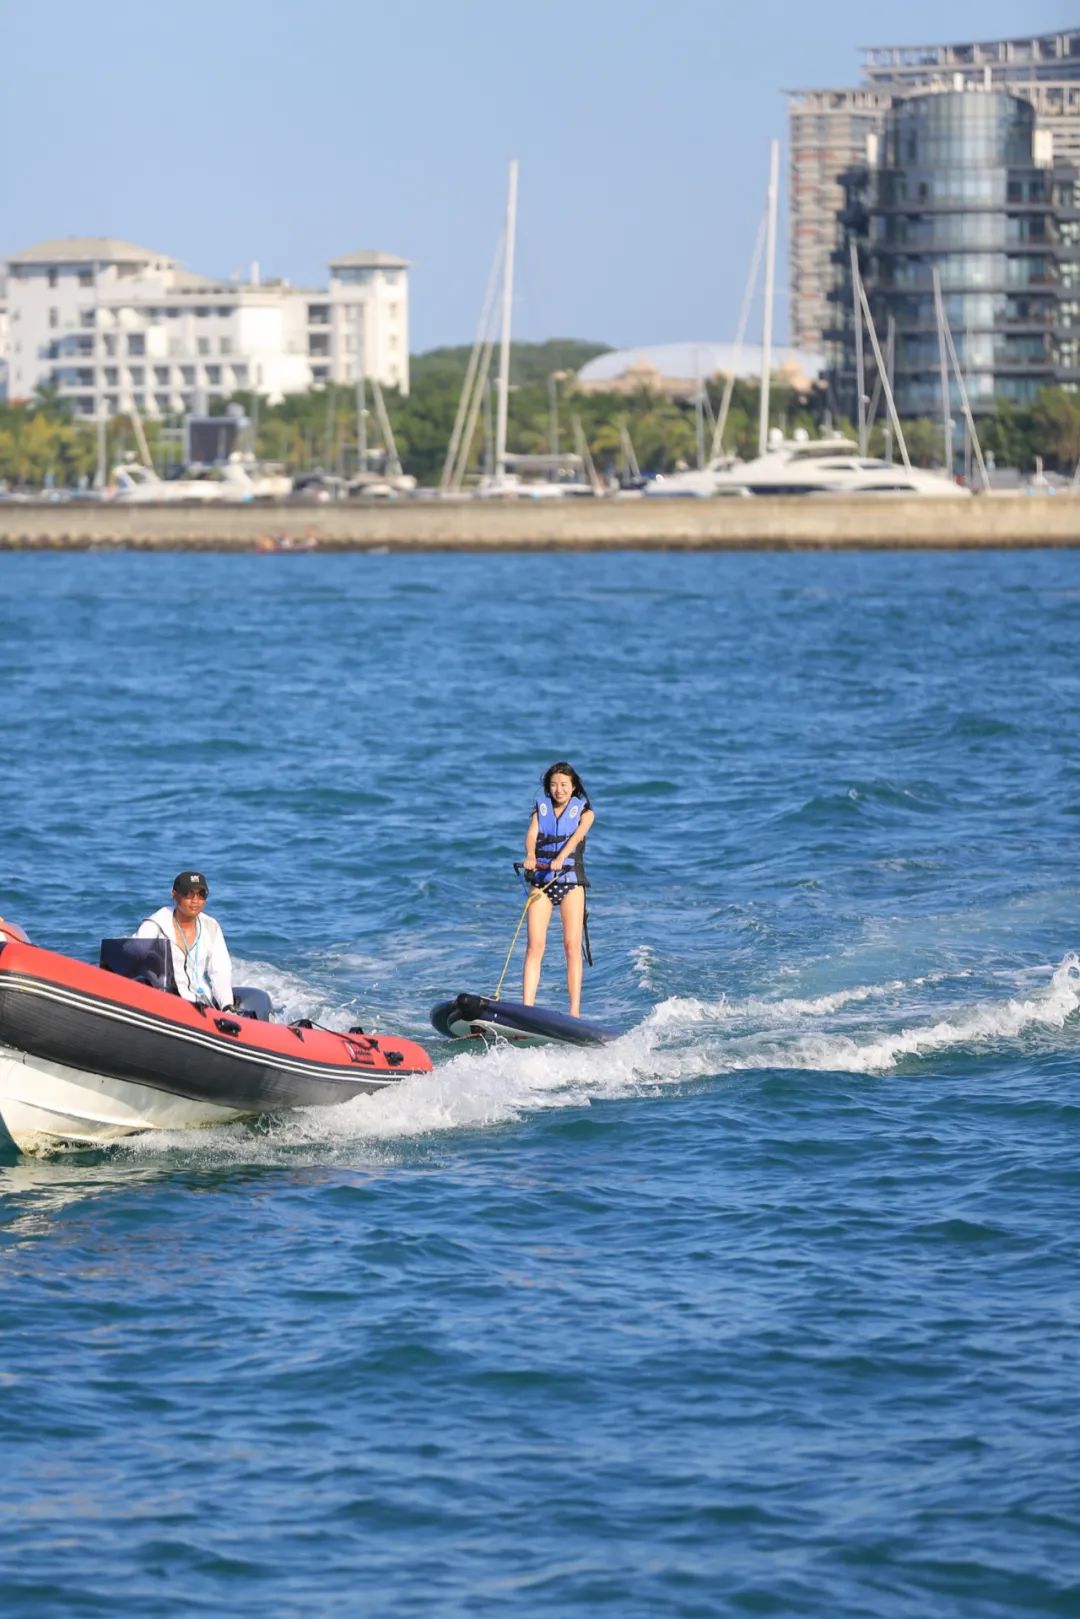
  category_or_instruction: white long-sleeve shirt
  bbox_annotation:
[136,906,234,1008]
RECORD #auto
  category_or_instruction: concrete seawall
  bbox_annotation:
[0,494,1077,551]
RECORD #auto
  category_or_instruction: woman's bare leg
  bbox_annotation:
[522,893,553,1005]
[560,888,586,1016]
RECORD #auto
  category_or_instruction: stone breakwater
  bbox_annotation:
[0,495,1077,551]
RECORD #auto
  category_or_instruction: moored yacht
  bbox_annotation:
[646,429,971,498]
[111,462,228,503]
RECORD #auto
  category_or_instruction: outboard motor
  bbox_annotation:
[232,985,273,1022]
[99,937,170,990]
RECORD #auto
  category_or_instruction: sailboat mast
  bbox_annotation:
[851,241,867,456]
[494,158,519,489]
[854,273,912,470]
[758,139,779,458]
[884,315,895,465]
[357,303,368,477]
[932,267,953,480]
[711,211,766,463]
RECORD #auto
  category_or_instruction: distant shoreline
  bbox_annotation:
[0,496,1077,552]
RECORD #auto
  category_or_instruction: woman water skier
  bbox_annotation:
[522,762,594,1018]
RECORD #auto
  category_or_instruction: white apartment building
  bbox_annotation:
[2,237,409,419]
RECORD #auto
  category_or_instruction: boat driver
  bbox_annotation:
[135,871,234,1008]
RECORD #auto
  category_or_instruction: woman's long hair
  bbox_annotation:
[543,760,588,801]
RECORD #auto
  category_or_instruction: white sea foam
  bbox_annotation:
[746,952,1080,1076]
[631,942,659,992]
[115,954,1080,1164]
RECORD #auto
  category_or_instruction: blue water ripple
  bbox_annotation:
[1,550,1080,1615]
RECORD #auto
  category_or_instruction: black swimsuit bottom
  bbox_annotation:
[531,873,579,908]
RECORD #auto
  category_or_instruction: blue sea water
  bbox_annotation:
[1,547,1079,1617]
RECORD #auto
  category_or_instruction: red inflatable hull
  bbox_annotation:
[0,940,431,1150]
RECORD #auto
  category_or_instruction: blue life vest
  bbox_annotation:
[533,794,589,888]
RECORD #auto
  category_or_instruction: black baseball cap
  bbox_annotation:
[173,871,209,896]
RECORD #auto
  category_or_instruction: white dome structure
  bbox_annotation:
[576,341,824,396]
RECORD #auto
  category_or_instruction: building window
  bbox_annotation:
[155,367,170,385]
[127,334,145,356]
[220,337,232,355]
[206,366,221,384]
[49,307,59,328]
[182,367,196,384]
[48,268,59,288]
[197,337,211,356]
[232,366,248,386]
[80,310,96,329]
[308,304,330,325]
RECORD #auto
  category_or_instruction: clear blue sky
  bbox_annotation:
[3,0,1055,351]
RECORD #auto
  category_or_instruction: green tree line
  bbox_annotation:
[2,342,1079,488]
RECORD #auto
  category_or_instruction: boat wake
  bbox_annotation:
[110,952,1080,1167]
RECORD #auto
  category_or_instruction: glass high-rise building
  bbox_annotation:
[829,88,1079,429]
[787,27,1080,357]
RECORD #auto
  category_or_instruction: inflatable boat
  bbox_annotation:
[430,991,620,1048]
[0,938,431,1154]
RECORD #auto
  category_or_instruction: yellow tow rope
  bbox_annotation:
[492,881,549,1001]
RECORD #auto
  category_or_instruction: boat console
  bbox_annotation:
[99,937,272,1019]
[100,936,170,989]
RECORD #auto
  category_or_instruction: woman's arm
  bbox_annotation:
[550,808,595,870]
[523,810,539,871]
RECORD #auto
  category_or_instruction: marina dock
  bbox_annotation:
[0,495,1076,552]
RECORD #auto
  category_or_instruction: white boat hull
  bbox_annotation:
[0,1044,248,1154]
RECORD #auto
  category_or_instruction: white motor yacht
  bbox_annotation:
[111,462,228,503]
[646,430,970,499]
[473,472,568,499]
[220,454,293,501]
